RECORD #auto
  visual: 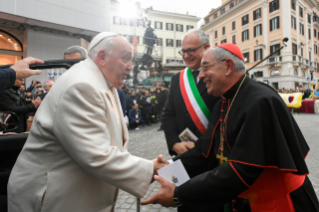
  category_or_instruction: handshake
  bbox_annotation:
[145,155,178,207]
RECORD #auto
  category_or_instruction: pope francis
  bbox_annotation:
[7,32,166,212]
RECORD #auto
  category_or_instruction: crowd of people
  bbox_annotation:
[276,86,319,100]
[119,85,169,130]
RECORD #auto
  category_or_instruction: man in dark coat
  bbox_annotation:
[142,44,319,212]
[162,29,219,156]
[0,78,41,132]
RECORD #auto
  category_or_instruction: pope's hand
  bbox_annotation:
[152,154,169,175]
[141,175,177,207]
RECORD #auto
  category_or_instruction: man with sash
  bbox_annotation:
[143,44,319,211]
[162,29,219,157]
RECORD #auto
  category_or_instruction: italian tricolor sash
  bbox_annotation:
[180,68,211,135]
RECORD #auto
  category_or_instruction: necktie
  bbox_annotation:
[192,70,199,83]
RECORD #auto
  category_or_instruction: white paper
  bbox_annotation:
[178,128,198,142]
[157,159,190,186]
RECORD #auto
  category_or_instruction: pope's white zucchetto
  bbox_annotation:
[89,32,119,51]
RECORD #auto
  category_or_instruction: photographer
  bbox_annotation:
[0,78,41,133]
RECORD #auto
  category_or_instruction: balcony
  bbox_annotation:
[309,61,318,71]
[292,55,299,66]
[267,56,282,67]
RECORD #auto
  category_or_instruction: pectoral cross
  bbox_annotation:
[216,122,228,164]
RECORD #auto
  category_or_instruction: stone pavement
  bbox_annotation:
[115,114,319,211]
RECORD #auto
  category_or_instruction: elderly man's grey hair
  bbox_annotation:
[88,35,122,60]
[45,80,54,87]
[212,47,246,72]
[64,46,88,59]
[182,29,209,45]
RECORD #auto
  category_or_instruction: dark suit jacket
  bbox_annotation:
[162,72,219,156]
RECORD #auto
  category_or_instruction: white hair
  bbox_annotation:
[88,35,122,60]
[212,47,246,72]
[182,29,209,45]
[64,46,88,59]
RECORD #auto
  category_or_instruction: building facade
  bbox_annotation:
[201,0,319,90]
[110,0,200,65]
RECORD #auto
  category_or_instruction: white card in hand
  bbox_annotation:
[157,159,190,186]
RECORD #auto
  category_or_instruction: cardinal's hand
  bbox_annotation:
[141,175,177,207]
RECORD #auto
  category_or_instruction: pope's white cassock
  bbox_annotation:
[7,57,153,211]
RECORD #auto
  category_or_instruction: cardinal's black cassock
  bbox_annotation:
[173,75,319,212]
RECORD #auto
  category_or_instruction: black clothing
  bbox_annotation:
[126,95,137,112]
[163,71,219,156]
[173,76,319,211]
[0,68,15,92]
[0,86,36,133]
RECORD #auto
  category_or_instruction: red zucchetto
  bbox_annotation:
[216,43,245,62]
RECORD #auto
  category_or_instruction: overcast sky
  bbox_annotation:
[134,0,222,25]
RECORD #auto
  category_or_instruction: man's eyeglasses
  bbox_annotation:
[178,43,208,56]
[201,60,225,72]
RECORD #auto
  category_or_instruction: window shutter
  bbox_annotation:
[260,24,262,35]
[277,16,280,29]
[270,19,273,31]
[254,26,256,37]
[247,30,249,40]
[254,50,256,61]
[247,14,249,24]
[260,49,263,59]
[269,2,272,13]
[253,11,256,20]
[182,25,184,32]
[242,17,244,25]
[242,31,244,41]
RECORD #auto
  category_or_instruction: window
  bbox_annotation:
[242,29,249,42]
[166,39,174,47]
[222,26,226,35]
[254,49,263,61]
[176,59,184,64]
[166,59,175,63]
[309,51,311,61]
[293,43,298,55]
[308,14,311,24]
[270,17,280,31]
[123,18,130,26]
[309,28,311,39]
[300,23,304,35]
[301,47,303,57]
[315,29,317,38]
[302,70,305,77]
[299,6,303,18]
[113,16,122,25]
[155,21,162,29]
[221,8,226,15]
[215,30,218,38]
[232,35,236,44]
[176,40,182,47]
[291,16,296,30]
[130,19,138,27]
[291,0,295,10]
[270,44,281,56]
[157,38,163,46]
[242,14,249,26]
[176,24,183,32]
[187,25,194,31]
[315,44,318,54]
[123,35,132,43]
[294,68,298,75]
[243,52,249,63]
[253,8,261,20]
[254,24,262,37]
[232,21,236,30]
[269,0,279,13]
[166,23,174,31]
[205,18,209,24]
[221,39,227,44]
[214,13,218,19]
[270,68,281,76]
[215,42,218,46]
